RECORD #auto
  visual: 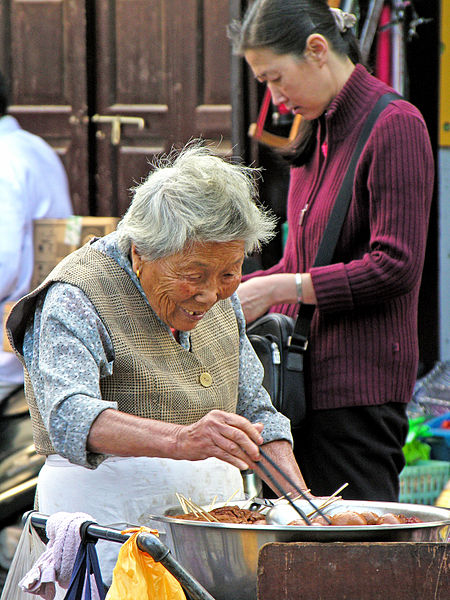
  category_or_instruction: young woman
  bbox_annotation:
[230,0,434,501]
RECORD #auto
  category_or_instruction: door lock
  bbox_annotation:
[91,114,145,145]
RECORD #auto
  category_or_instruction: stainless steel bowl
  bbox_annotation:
[145,500,450,600]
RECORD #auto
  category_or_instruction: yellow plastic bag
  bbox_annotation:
[106,527,186,600]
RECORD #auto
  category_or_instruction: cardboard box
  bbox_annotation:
[30,216,119,289]
[2,217,119,352]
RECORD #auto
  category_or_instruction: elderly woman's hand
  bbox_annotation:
[174,410,265,471]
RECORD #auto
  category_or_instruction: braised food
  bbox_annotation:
[174,505,267,524]
[288,511,423,526]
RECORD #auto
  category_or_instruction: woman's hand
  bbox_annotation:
[173,410,265,470]
[237,276,279,324]
[238,273,317,323]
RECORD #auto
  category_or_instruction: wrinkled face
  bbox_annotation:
[131,240,245,331]
[245,46,332,120]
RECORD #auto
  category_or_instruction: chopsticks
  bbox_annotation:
[258,447,332,525]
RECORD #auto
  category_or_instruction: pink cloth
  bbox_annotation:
[18,511,98,600]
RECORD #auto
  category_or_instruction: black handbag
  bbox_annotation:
[247,93,400,427]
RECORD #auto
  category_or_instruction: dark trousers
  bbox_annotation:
[292,403,409,501]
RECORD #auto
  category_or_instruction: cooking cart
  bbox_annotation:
[257,541,449,599]
[26,499,450,600]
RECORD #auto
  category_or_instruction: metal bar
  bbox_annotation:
[390,0,406,95]
[137,533,216,600]
[359,0,386,64]
[26,511,217,600]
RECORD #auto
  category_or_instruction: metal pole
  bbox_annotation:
[391,0,406,96]
[229,0,246,163]
[27,511,217,600]
[137,532,216,600]
[359,0,386,64]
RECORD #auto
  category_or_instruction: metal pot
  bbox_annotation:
[145,500,450,600]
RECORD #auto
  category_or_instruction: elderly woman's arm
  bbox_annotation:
[231,294,310,495]
[23,284,273,472]
[87,406,264,471]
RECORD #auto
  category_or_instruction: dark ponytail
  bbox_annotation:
[229,0,362,165]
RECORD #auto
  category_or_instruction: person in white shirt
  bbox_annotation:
[0,70,73,402]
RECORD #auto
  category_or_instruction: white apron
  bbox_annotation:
[37,455,244,586]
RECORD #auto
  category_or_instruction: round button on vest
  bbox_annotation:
[199,372,213,387]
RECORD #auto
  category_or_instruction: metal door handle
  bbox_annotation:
[91,114,145,145]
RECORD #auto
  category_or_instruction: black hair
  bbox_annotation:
[0,70,9,117]
[228,0,362,165]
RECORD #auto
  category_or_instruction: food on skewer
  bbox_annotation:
[174,505,267,524]
[173,492,423,526]
[173,505,423,526]
[288,511,423,526]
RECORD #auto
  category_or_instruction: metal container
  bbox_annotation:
[145,500,450,600]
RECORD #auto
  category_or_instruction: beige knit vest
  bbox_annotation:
[8,243,240,455]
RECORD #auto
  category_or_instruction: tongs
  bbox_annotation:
[257,447,332,525]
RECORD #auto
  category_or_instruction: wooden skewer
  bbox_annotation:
[305,483,349,518]
[177,494,220,522]
[329,482,349,498]
[186,500,214,522]
[176,493,189,514]
[306,496,340,518]
[224,489,240,506]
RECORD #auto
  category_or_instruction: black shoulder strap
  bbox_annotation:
[288,92,401,358]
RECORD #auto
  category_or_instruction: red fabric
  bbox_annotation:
[277,103,290,114]
[243,65,434,411]
[255,88,272,138]
[255,89,291,139]
[376,5,392,85]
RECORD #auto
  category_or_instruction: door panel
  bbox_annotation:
[1,0,233,217]
[1,0,89,214]
[93,0,232,217]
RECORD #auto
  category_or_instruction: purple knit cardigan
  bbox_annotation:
[243,65,434,410]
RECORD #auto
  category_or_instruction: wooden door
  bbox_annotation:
[93,0,233,217]
[1,0,233,217]
[0,0,90,214]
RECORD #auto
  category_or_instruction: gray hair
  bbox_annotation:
[116,141,277,260]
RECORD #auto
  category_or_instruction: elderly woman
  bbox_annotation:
[7,142,311,582]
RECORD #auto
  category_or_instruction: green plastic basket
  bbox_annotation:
[399,459,450,505]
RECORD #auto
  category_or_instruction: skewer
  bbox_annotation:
[305,483,349,518]
[224,489,240,506]
[176,494,220,522]
[329,482,349,498]
[176,493,189,514]
[306,496,339,518]
[258,448,332,525]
